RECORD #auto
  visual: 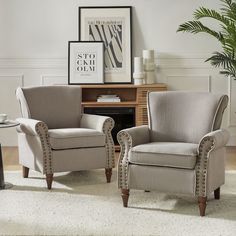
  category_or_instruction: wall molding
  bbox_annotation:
[156,53,213,69]
[227,134,236,146]
[0,74,24,86]
[41,75,67,85]
[166,75,211,92]
[0,58,67,69]
[0,55,213,69]
[228,77,236,127]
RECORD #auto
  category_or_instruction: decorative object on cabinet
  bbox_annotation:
[79,6,132,84]
[16,86,115,189]
[0,114,8,123]
[68,41,104,84]
[97,94,121,102]
[143,49,156,84]
[133,57,144,85]
[117,91,229,216]
[80,83,167,148]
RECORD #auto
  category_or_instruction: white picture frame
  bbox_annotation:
[68,41,104,84]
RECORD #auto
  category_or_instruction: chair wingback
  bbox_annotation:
[148,91,228,143]
[16,85,82,129]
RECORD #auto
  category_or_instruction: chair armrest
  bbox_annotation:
[80,113,115,168]
[80,113,114,133]
[117,125,150,148]
[16,118,48,136]
[117,125,150,189]
[198,129,230,153]
[195,129,230,197]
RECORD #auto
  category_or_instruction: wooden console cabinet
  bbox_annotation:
[81,83,167,126]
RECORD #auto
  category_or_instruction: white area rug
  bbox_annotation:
[0,170,236,236]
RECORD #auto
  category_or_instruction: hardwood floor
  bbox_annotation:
[1,146,236,170]
[225,146,236,170]
[2,147,19,170]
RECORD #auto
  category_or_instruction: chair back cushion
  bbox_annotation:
[148,91,228,143]
[16,86,82,129]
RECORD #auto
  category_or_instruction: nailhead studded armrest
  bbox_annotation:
[80,113,115,168]
[195,129,230,197]
[17,118,48,136]
[117,125,150,189]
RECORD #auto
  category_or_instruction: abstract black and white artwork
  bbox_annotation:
[88,20,123,71]
[79,7,132,83]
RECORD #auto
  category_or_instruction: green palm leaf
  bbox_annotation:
[177,21,225,43]
[194,7,231,25]
[177,0,236,79]
[206,52,233,67]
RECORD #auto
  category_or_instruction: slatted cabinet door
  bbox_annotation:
[136,86,167,126]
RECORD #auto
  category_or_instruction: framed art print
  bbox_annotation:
[79,6,132,84]
[68,41,104,84]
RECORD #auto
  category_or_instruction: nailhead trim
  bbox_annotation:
[103,118,115,169]
[35,122,53,174]
[195,136,215,197]
[117,131,132,189]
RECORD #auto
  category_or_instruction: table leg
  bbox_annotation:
[0,143,5,188]
[0,144,13,190]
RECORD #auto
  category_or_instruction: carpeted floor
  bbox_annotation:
[0,170,236,236]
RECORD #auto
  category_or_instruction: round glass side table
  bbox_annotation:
[0,120,19,190]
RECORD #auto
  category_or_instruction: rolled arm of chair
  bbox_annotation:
[117,125,150,189]
[80,113,114,133]
[117,125,150,148]
[195,129,230,197]
[80,113,115,168]
[198,129,230,153]
[16,118,53,174]
[16,118,48,136]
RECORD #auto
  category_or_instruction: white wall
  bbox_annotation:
[0,0,235,146]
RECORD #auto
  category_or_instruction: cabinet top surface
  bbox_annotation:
[80,83,167,89]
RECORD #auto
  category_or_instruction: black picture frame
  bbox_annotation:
[68,41,104,85]
[79,6,132,84]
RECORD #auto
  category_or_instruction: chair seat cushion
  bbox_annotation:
[129,142,198,169]
[48,128,105,150]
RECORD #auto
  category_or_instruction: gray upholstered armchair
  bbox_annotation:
[16,86,115,189]
[117,91,229,216]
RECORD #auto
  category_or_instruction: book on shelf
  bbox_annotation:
[97,94,121,102]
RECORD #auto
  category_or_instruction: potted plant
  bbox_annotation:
[177,0,236,79]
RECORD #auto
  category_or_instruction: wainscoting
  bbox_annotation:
[0,55,235,146]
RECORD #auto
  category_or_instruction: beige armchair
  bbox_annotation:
[16,86,115,189]
[117,91,229,216]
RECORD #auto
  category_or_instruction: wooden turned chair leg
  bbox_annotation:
[46,174,53,190]
[214,187,220,200]
[105,168,112,183]
[121,189,130,207]
[198,196,207,216]
[22,166,29,178]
